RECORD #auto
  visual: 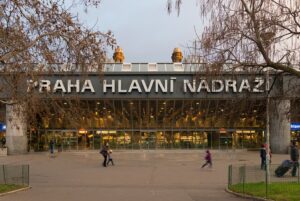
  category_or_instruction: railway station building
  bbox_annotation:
[0,49,299,154]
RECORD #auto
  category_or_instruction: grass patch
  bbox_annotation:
[0,184,27,194]
[230,182,300,201]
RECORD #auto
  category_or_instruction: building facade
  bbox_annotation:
[0,63,300,154]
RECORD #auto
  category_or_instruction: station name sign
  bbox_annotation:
[27,76,266,94]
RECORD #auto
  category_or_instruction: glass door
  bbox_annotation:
[62,131,78,150]
[219,131,233,150]
[141,131,156,149]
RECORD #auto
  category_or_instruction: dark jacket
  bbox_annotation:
[291,145,299,162]
[260,148,266,159]
[100,147,108,157]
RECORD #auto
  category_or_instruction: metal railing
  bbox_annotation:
[1,63,274,73]
[0,164,29,186]
[228,164,300,199]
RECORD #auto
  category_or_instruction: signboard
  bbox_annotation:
[27,77,265,94]
[291,123,300,131]
[4,71,298,100]
[0,123,6,132]
[22,74,270,99]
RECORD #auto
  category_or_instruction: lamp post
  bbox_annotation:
[266,68,270,185]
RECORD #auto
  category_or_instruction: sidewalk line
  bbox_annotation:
[0,186,32,197]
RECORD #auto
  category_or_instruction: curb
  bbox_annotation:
[0,186,31,197]
[225,188,274,201]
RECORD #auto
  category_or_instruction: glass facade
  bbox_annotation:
[26,99,268,151]
[1,97,299,151]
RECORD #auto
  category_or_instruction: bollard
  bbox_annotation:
[228,165,232,189]
[241,165,246,194]
[2,165,6,184]
[22,165,24,185]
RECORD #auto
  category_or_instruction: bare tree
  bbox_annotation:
[0,0,115,67]
[0,0,116,129]
[168,0,300,77]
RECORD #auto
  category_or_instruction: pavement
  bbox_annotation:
[0,149,290,201]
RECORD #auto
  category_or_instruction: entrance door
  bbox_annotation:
[62,131,78,150]
[141,131,156,149]
[219,132,233,150]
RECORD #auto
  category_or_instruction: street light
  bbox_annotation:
[265,67,270,185]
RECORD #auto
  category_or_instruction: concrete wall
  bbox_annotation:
[6,104,27,154]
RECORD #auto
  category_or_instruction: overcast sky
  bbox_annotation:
[73,0,203,62]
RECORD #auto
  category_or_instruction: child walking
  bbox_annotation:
[201,150,212,168]
[107,149,114,166]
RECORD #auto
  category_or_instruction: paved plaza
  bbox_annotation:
[0,150,289,201]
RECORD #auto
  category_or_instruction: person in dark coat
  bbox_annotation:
[100,145,108,167]
[49,139,55,155]
[201,150,212,168]
[260,144,267,170]
[290,141,299,176]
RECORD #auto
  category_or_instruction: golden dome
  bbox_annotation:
[172,47,183,62]
[113,46,125,63]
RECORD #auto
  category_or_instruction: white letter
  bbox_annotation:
[118,80,127,93]
[197,80,211,92]
[253,77,264,93]
[27,80,38,92]
[170,77,176,93]
[103,80,115,93]
[225,80,237,92]
[81,80,95,93]
[39,80,51,93]
[141,80,154,93]
[53,80,66,93]
[128,80,142,93]
[155,80,168,93]
[67,80,80,93]
[184,79,195,93]
[239,79,251,92]
[212,80,224,93]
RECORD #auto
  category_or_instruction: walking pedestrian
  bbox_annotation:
[260,144,267,170]
[107,149,114,166]
[100,145,108,167]
[49,139,55,157]
[290,140,299,177]
[201,150,212,168]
